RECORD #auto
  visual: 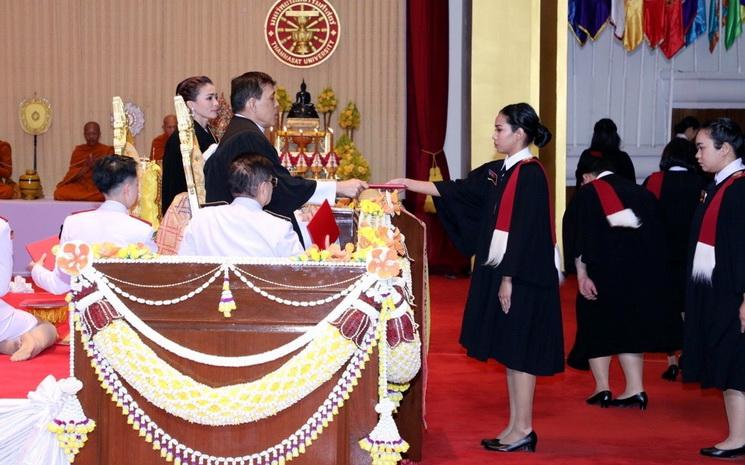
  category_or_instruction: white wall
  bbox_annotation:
[567,27,745,185]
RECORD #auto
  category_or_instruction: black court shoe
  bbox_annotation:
[609,392,648,410]
[484,431,537,452]
[661,364,680,381]
[586,390,612,408]
[480,438,501,448]
[700,444,745,458]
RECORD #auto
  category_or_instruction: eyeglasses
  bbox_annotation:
[266,176,278,187]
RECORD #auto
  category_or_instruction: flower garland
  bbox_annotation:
[91,319,358,425]
[85,269,379,368]
[59,233,418,464]
[77,304,384,465]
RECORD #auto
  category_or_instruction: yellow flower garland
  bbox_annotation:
[93,320,357,426]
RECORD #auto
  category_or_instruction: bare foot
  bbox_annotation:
[10,344,34,361]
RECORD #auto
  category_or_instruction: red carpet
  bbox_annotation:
[0,277,726,464]
[422,275,724,465]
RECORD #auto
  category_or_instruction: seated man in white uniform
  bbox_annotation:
[32,155,157,294]
[0,218,58,361]
[179,154,303,257]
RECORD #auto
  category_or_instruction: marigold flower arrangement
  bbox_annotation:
[275,85,292,128]
[275,86,293,113]
[336,134,371,181]
[316,87,337,114]
[338,101,361,140]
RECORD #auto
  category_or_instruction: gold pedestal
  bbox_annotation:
[19,169,43,199]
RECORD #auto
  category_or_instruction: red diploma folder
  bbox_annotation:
[25,235,59,271]
[306,200,340,249]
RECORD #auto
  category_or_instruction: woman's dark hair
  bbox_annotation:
[228,153,274,197]
[231,71,276,113]
[92,155,137,194]
[175,76,213,103]
[590,118,621,152]
[673,116,700,135]
[700,118,744,157]
[660,138,698,171]
[499,102,552,148]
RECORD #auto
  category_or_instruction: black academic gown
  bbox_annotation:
[161,123,217,213]
[434,160,564,376]
[204,116,316,243]
[575,148,636,187]
[564,174,681,370]
[682,174,745,391]
[642,170,705,313]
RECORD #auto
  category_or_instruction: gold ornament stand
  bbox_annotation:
[18,95,53,200]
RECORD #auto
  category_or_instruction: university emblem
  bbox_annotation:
[265,0,341,68]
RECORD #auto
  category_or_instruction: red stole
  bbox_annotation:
[645,171,665,199]
[485,158,561,277]
[692,170,745,283]
[590,177,641,228]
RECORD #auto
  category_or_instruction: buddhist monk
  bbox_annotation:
[149,114,177,162]
[0,140,12,199]
[54,122,113,201]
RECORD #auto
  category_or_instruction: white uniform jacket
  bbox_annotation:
[32,200,157,294]
[179,197,303,258]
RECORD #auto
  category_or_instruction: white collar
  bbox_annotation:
[668,166,688,172]
[99,200,128,213]
[232,196,263,210]
[503,147,533,170]
[675,133,688,140]
[596,170,614,179]
[715,158,745,185]
[234,113,264,132]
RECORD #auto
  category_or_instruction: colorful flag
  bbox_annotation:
[686,0,708,45]
[709,0,721,52]
[621,0,645,50]
[645,0,666,47]
[569,0,589,44]
[662,0,686,58]
[724,0,743,48]
[574,0,612,41]
[683,0,700,31]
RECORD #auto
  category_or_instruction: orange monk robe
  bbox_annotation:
[0,140,13,199]
[149,133,169,162]
[54,143,113,201]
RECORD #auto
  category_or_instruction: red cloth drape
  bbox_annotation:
[406,0,469,274]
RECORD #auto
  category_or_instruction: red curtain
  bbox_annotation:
[406,0,469,274]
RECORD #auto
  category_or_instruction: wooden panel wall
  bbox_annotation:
[0,0,405,194]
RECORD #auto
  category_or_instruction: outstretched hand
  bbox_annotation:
[337,179,368,198]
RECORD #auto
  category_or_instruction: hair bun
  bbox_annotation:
[534,124,552,148]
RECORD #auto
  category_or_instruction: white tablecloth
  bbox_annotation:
[0,199,101,275]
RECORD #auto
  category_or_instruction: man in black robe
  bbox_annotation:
[563,157,681,406]
[204,71,367,243]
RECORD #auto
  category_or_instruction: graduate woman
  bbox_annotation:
[683,118,745,458]
[643,138,705,381]
[388,103,564,453]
